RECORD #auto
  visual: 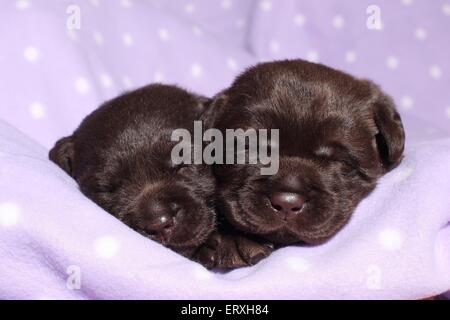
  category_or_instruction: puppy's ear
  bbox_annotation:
[49,136,75,176]
[372,94,405,172]
[200,91,228,129]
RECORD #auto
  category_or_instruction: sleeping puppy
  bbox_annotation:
[202,59,405,267]
[49,84,217,261]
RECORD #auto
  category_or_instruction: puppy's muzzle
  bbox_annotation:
[269,192,305,221]
[144,199,182,243]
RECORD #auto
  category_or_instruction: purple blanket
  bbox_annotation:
[0,0,449,299]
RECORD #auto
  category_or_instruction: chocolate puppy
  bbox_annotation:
[50,84,217,261]
[202,59,405,267]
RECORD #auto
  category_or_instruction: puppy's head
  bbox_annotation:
[89,140,217,255]
[50,85,216,256]
[205,60,405,245]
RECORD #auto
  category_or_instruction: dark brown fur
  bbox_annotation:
[49,84,217,260]
[200,59,405,268]
[49,60,406,270]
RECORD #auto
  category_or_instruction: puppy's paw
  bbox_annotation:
[214,235,247,269]
[195,232,249,269]
[193,232,221,269]
[235,237,274,266]
[194,233,274,269]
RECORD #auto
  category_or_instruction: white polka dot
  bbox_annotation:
[122,76,133,89]
[286,257,310,273]
[366,264,382,290]
[120,0,132,7]
[414,27,427,40]
[226,57,238,71]
[184,3,195,14]
[443,3,450,15]
[192,265,213,280]
[89,0,100,6]
[259,0,272,12]
[393,166,413,182]
[269,40,280,54]
[99,73,113,88]
[15,0,30,10]
[154,71,165,82]
[445,106,450,118]
[236,18,246,29]
[293,13,306,26]
[190,63,203,78]
[332,15,345,29]
[29,102,45,119]
[192,25,203,37]
[93,31,104,45]
[158,28,171,42]
[400,95,414,110]
[378,228,403,251]
[221,0,233,10]
[401,0,413,5]
[24,46,40,62]
[94,236,119,258]
[306,50,319,63]
[75,77,91,95]
[429,65,442,79]
[386,56,399,69]
[0,203,20,227]
[345,51,356,63]
[122,33,134,47]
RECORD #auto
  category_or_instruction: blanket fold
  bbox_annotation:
[0,120,449,299]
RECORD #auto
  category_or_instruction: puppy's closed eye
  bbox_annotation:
[314,144,361,176]
[96,179,120,194]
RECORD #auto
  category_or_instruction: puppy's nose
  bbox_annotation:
[270,192,305,220]
[145,201,178,238]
